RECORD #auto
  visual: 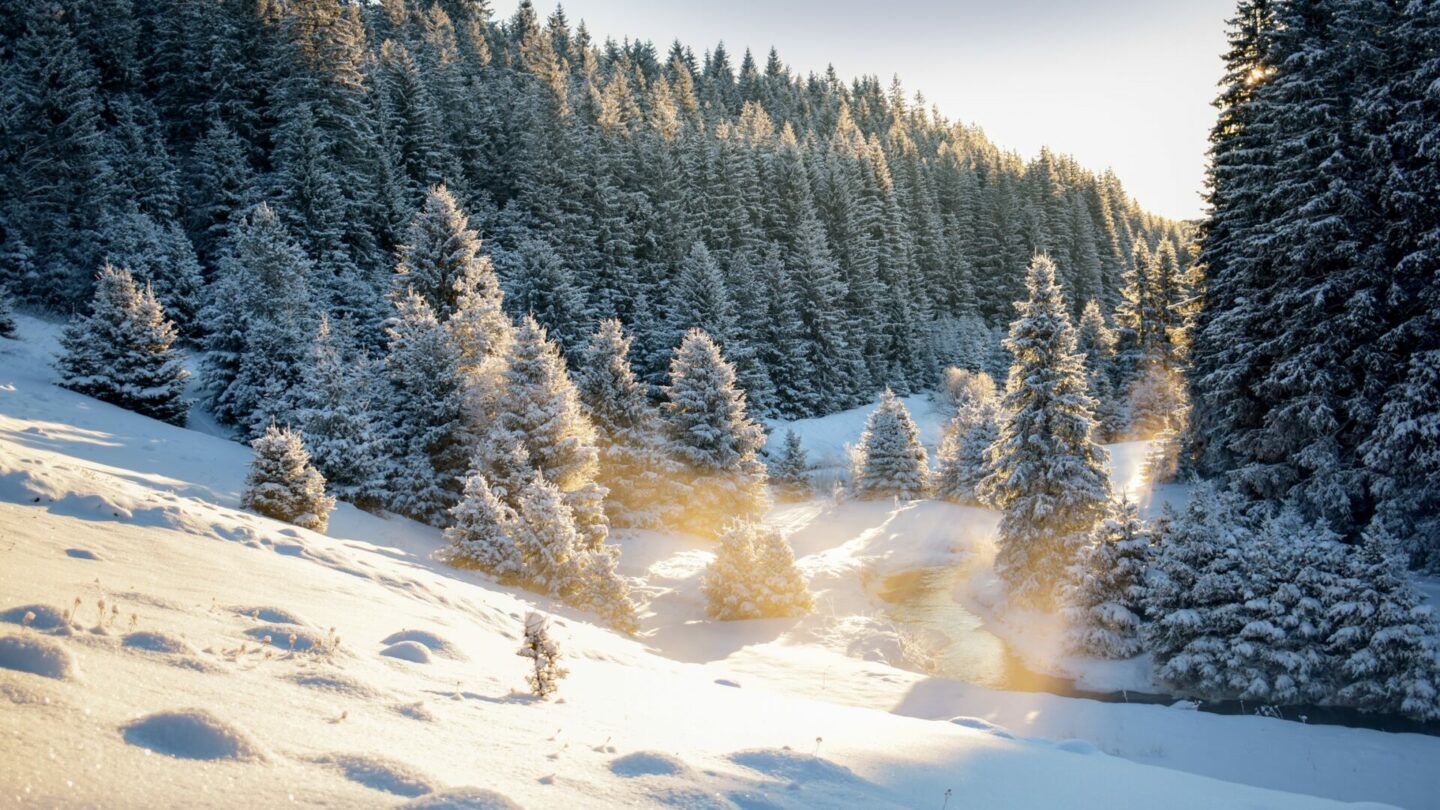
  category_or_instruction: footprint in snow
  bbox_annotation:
[0,604,70,634]
[0,634,77,680]
[309,753,436,797]
[64,548,102,560]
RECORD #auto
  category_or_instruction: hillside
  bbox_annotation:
[4,316,1437,809]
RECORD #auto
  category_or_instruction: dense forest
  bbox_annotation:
[0,0,1187,419]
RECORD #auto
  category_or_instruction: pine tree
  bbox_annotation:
[1075,300,1123,440]
[0,285,17,338]
[56,264,189,425]
[663,329,770,536]
[382,290,470,525]
[444,471,525,580]
[293,316,385,507]
[770,429,811,501]
[481,315,608,548]
[1065,498,1150,659]
[99,209,204,334]
[573,319,681,528]
[851,388,930,499]
[703,520,811,620]
[241,423,336,533]
[517,611,567,698]
[1328,530,1440,721]
[394,183,496,321]
[979,255,1110,609]
[935,372,1001,506]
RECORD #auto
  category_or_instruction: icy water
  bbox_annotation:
[877,565,1440,735]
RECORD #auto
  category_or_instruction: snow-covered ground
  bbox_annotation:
[3,313,1438,809]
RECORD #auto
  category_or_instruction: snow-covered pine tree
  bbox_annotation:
[935,372,1001,506]
[517,611,567,698]
[770,429,812,501]
[573,319,681,528]
[444,471,525,581]
[753,526,813,617]
[1075,300,1124,440]
[1362,350,1440,571]
[703,520,763,620]
[293,316,385,508]
[1065,498,1150,659]
[979,255,1111,609]
[98,209,204,334]
[568,545,639,635]
[663,329,770,536]
[0,285,14,337]
[56,264,189,426]
[241,423,336,533]
[703,520,812,620]
[851,388,930,499]
[382,290,471,525]
[1328,530,1440,721]
[1143,485,1252,696]
[393,183,495,322]
[482,315,608,549]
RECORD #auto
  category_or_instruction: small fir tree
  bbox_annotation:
[517,612,567,698]
[770,429,812,501]
[56,264,189,426]
[1065,498,1150,659]
[702,521,812,620]
[851,388,930,499]
[294,316,385,507]
[979,256,1111,609]
[663,329,770,536]
[444,471,525,580]
[935,373,1001,506]
[754,527,814,617]
[241,424,336,533]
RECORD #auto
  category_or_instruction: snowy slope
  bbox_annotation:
[2,314,1436,809]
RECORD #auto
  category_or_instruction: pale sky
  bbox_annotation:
[492,0,1235,221]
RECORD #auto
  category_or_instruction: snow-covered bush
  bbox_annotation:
[241,424,336,533]
[56,263,189,426]
[1064,498,1150,659]
[444,471,524,580]
[703,521,812,621]
[851,388,930,500]
[517,612,566,698]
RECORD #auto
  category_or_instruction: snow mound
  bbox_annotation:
[121,631,196,655]
[610,751,690,777]
[393,701,436,722]
[397,787,524,810]
[0,604,69,632]
[1052,739,1103,756]
[0,634,76,679]
[310,753,436,797]
[380,640,432,663]
[234,606,308,625]
[65,548,103,560]
[285,671,377,698]
[121,709,263,761]
[948,716,1016,740]
[727,748,907,808]
[245,624,324,651]
[382,629,463,659]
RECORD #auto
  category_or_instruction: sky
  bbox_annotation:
[490,0,1236,221]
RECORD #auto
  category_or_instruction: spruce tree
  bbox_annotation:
[517,611,567,698]
[754,526,813,617]
[703,520,811,620]
[573,319,681,528]
[663,329,770,536]
[1328,530,1440,721]
[56,264,188,425]
[1075,300,1123,440]
[770,429,812,501]
[851,388,930,500]
[382,290,470,525]
[241,423,336,533]
[98,210,204,334]
[445,471,525,580]
[1065,498,1150,659]
[0,286,17,338]
[979,255,1111,609]
[935,372,1001,507]
[293,316,385,507]
[394,183,495,321]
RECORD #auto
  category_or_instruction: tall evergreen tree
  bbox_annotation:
[57,264,189,425]
[979,255,1111,609]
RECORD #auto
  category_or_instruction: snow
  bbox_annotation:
[1,313,1435,808]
